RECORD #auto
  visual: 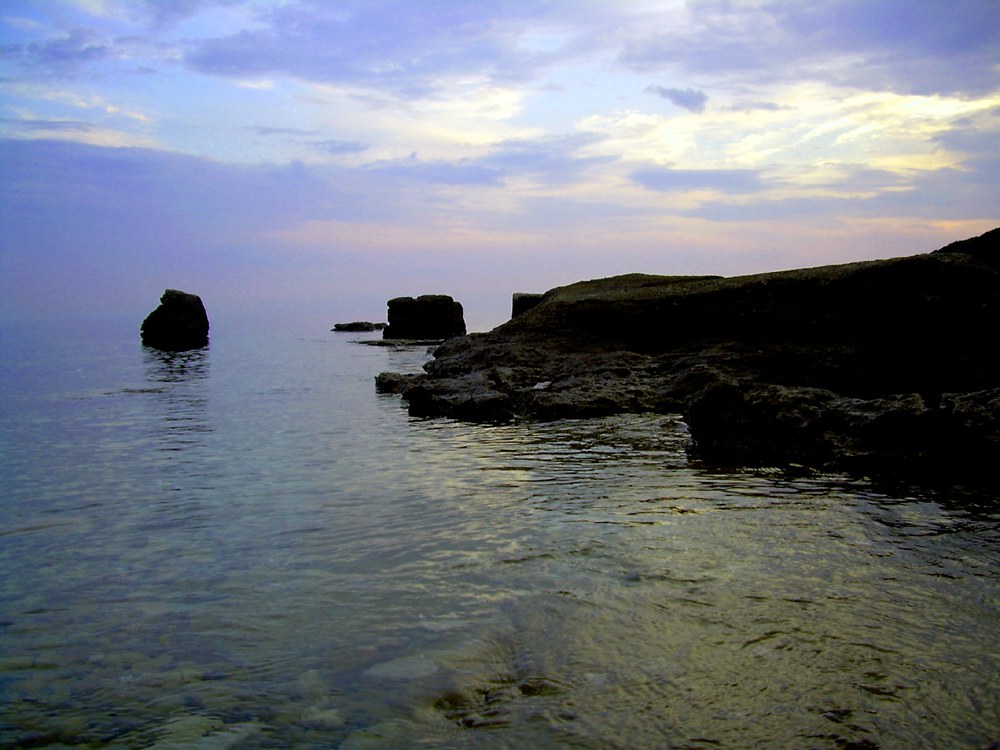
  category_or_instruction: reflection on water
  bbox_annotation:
[142,345,211,454]
[143,344,210,384]
[1,325,999,750]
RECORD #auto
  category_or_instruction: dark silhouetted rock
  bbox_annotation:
[512,293,544,318]
[383,295,466,340]
[333,321,387,332]
[375,228,1000,482]
[140,289,209,351]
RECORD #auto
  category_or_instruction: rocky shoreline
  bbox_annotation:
[377,229,999,481]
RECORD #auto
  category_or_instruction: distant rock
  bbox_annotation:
[376,227,1000,483]
[383,295,466,340]
[512,292,544,318]
[333,321,387,332]
[140,289,209,351]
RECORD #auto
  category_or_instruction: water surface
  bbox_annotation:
[1,318,998,749]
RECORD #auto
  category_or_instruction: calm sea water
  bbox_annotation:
[1,317,999,750]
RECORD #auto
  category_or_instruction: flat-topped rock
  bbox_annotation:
[383,295,466,340]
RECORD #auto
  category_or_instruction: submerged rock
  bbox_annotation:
[376,228,1000,480]
[383,295,466,340]
[140,289,209,351]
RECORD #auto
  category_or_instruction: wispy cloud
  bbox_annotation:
[313,139,368,155]
[631,167,765,194]
[5,28,113,76]
[645,85,708,113]
[0,116,95,132]
[727,101,790,113]
[368,155,504,186]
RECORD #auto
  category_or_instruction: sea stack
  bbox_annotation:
[140,289,210,351]
[383,295,466,340]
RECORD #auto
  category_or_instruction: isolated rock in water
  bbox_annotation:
[383,295,466,339]
[140,289,209,351]
[512,292,544,318]
[333,321,387,332]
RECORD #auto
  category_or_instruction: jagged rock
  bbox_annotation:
[333,321,387,332]
[512,292,544,318]
[375,228,1000,480]
[140,289,209,351]
[383,295,466,340]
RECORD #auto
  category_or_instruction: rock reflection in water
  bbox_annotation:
[142,345,211,453]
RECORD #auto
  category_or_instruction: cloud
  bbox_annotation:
[125,0,244,28]
[0,137,389,244]
[682,159,999,224]
[645,85,708,113]
[631,167,765,194]
[182,0,582,97]
[246,126,315,136]
[241,127,369,155]
[5,28,113,76]
[0,115,157,148]
[0,135,643,323]
[369,155,504,186]
[0,135,429,318]
[477,133,617,183]
[361,133,614,187]
[932,121,1000,157]
[10,1,998,103]
[728,101,789,113]
[314,139,368,155]
[621,0,1000,97]
[0,117,95,132]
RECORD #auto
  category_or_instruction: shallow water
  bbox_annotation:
[1,318,999,749]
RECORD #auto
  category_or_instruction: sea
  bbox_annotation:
[1,316,999,750]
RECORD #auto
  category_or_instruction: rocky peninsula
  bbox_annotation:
[377,229,999,480]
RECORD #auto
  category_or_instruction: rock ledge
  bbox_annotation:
[377,229,1000,480]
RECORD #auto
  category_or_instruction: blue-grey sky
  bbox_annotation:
[2,0,998,329]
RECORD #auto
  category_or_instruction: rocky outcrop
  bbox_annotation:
[333,321,387,332]
[376,228,1000,479]
[383,295,466,340]
[140,289,209,351]
[512,292,544,318]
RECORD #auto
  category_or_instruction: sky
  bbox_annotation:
[1,0,998,330]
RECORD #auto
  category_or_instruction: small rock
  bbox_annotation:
[333,321,386,332]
